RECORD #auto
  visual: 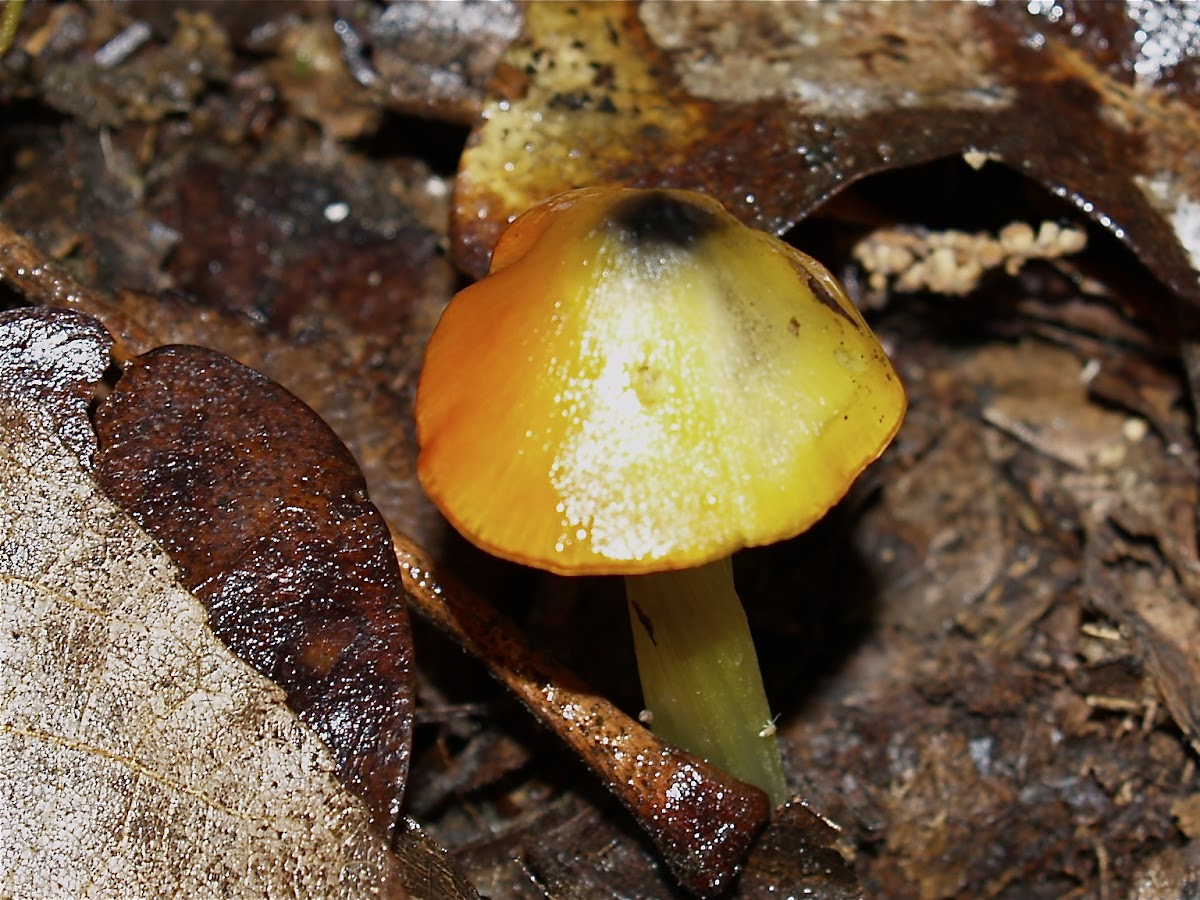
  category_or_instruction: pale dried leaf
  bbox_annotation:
[0,309,407,899]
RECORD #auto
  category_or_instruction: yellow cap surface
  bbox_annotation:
[416,187,906,575]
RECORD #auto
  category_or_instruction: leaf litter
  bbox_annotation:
[3,1,1200,896]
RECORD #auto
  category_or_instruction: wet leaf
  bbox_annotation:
[93,343,416,838]
[454,0,1200,308]
[392,817,481,900]
[0,307,408,897]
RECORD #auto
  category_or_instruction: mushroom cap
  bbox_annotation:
[416,187,906,576]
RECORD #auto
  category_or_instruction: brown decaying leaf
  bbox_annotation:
[93,343,415,839]
[391,817,481,900]
[135,147,455,549]
[0,308,408,898]
[454,1,1200,310]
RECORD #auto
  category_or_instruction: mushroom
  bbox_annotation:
[415,187,906,805]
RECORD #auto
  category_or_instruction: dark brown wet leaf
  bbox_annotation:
[453,1,1200,308]
[153,155,450,341]
[93,343,415,837]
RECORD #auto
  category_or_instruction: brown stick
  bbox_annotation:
[391,529,769,897]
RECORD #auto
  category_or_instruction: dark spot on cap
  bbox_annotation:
[803,270,860,329]
[608,191,719,249]
[787,317,801,335]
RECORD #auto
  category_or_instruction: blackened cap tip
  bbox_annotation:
[607,190,720,249]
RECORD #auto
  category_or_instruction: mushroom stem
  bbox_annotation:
[625,557,788,806]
